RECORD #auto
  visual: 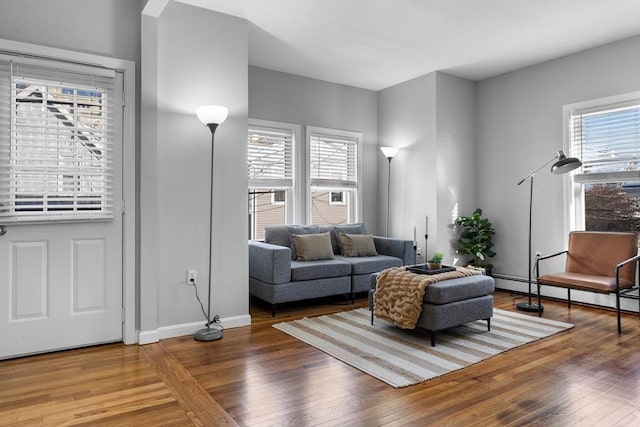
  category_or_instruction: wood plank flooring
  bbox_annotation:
[1,290,640,426]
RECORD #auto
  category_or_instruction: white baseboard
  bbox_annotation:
[138,329,160,345]
[137,314,252,344]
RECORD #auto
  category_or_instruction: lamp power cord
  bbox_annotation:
[189,278,224,332]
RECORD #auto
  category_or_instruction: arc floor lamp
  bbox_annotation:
[380,146,400,237]
[516,150,581,312]
[194,105,229,341]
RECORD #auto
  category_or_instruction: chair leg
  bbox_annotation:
[616,291,622,334]
[271,304,277,317]
[486,317,491,332]
[567,288,571,309]
[537,283,542,317]
[430,332,436,347]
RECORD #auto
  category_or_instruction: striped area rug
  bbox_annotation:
[273,308,573,388]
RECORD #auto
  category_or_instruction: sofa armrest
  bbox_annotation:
[373,236,415,265]
[249,241,292,285]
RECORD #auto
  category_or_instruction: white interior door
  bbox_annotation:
[0,68,124,360]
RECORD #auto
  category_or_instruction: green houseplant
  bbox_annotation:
[427,251,444,270]
[455,208,496,271]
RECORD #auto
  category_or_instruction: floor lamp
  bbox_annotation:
[194,105,229,341]
[516,150,581,312]
[380,146,399,237]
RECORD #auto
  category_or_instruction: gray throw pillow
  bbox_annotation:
[339,233,378,257]
[291,232,335,261]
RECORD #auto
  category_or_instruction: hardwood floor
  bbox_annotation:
[2,290,640,426]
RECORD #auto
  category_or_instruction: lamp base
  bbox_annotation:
[194,327,223,342]
[516,302,543,312]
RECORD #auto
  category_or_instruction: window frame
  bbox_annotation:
[247,119,301,239]
[0,54,116,224]
[306,125,362,224]
[563,91,640,236]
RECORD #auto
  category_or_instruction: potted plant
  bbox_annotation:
[455,208,496,274]
[427,251,444,270]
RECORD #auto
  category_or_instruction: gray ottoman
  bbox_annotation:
[369,273,495,346]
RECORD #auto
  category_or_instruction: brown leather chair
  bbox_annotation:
[535,231,639,333]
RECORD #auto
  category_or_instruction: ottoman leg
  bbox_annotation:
[486,317,491,331]
[430,332,436,347]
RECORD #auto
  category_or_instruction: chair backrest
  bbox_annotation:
[566,231,639,283]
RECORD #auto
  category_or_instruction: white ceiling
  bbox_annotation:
[175,0,640,91]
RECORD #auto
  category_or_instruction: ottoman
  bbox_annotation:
[369,273,495,346]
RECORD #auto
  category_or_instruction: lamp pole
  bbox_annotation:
[516,150,581,312]
[194,105,228,341]
[380,147,399,237]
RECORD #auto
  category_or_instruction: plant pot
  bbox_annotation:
[427,262,442,270]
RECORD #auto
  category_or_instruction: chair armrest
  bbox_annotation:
[538,250,568,261]
[616,253,640,269]
[616,253,640,289]
[373,236,415,265]
[248,241,291,285]
[535,250,568,278]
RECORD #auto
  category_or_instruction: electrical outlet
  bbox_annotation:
[416,247,422,257]
[186,269,197,285]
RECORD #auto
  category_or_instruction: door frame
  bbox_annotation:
[0,38,137,345]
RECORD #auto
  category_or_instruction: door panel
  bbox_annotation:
[0,73,124,360]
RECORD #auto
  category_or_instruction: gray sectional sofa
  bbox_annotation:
[249,223,415,315]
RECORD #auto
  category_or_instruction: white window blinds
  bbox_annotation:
[248,124,294,188]
[309,131,358,188]
[0,55,115,223]
[570,102,640,183]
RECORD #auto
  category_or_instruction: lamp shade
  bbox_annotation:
[380,146,400,159]
[551,150,582,175]
[196,105,229,125]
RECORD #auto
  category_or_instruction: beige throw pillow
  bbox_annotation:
[339,233,378,257]
[291,232,335,261]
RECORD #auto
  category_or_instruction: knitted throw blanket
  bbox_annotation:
[374,266,482,329]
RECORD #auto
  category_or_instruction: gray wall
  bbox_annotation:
[378,71,478,263]
[141,2,249,333]
[477,35,640,308]
[248,66,379,233]
[0,0,141,63]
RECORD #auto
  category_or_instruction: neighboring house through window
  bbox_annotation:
[565,93,640,238]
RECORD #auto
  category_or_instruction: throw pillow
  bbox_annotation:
[286,225,320,260]
[333,223,367,254]
[291,232,335,261]
[339,233,378,257]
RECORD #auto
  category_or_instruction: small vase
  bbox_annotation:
[427,262,442,270]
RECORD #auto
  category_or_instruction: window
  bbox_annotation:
[0,56,115,223]
[307,126,361,225]
[329,191,345,205]
[248,119,299,239]
[271,190,286,204]
[566,95,640,236]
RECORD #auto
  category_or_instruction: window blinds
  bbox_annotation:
[0,55,115,222]
[309,132,358,188]
[248,124,294,188]
[570,102,640,183]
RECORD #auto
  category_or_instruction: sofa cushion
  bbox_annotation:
[291,232,335,261]
[339,233,377,257]
[423,275,495,305]
[290,259,352,281]
[338,254,401,275]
